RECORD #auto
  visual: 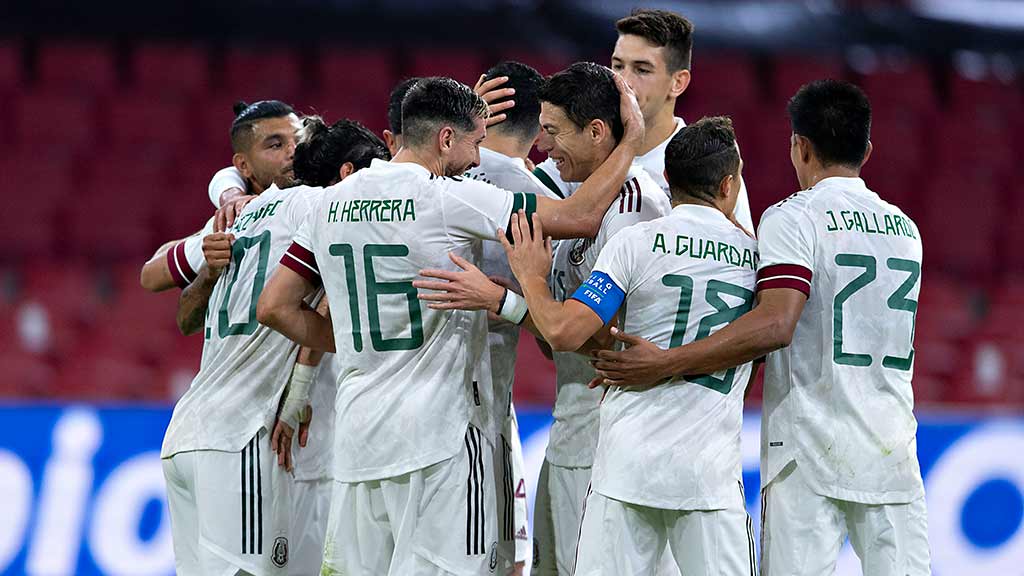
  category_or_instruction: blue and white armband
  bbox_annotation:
[570,271,625,324]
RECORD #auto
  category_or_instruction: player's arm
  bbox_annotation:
[256,243,336,353]
[529,74,644,240]
[176,232,233,335]
[139,238,181,292]
[591,289,804,387]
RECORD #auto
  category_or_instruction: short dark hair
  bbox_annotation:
[483,61,543,141]
[230,100,296,153]
[615,9,694,72]
[293,116,391,187]
[387,77,420,135]
[665,116,740,204]
[787,79,872,169]
[539,62,623,144]
[400,77,489,147]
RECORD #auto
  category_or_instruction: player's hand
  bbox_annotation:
[498,210,553,284]
[474,74,515,127]
[202,232,235,277]
[214,193,255,233]
[612,72,644,153]
[414,252,506,313]
[589,326,671,389]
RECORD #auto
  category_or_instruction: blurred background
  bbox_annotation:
[0,0,1022,574]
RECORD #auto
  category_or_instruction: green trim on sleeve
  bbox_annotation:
[505,193,539,244]
[533,167,566,199]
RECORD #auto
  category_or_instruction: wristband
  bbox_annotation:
[289,363,317,401]
[498,289,528,324]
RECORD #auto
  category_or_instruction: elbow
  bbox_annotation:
[576,214,602,239]
[255,298,279,329]
[139,267,164,293]
[546,325,586,353]
[764,317,796,351]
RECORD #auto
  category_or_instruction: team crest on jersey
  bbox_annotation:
[568,238,592,266]
[271,537,288,567]
[489,542,498,572]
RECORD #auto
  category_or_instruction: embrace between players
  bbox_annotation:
[141,8,931,576]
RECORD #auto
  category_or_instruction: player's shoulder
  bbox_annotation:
[761,188,817,224]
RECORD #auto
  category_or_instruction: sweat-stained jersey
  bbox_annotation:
[575,204,758,509]
[465,146,560,438]
[756,176,925,504]
[282,159,538,483]
[545,165,671,468]
[161,184,325,459]
[534,117,754,234]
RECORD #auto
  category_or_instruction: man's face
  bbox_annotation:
[537,103,604,183]
[444,117,486,177]
[611,34,678,122]
[241,114,300,191]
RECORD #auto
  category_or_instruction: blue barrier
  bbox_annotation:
[0,405,1020,575]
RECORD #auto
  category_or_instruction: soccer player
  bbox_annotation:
[497,116,757,575]
[159,100,318,575]
[533,9,754,233]
[139,101,299,293]
[255,74,645,575]
[463,60,555,576]
[382,77,420,157]
[417,63,672,576]
[591,80,931,576]
[276,117,392,576]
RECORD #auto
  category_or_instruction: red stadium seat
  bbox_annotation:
[949,72,1023,120]
[773,56,846,102]
[0,351,56,398]
[37,42,118,93]
[912,374,947,406]
[19,263,103,329]
[0,153,67,259]
[920,171,1000,277]
[314,49,396,134]
[67,188,157,260]
[14,91,99,152]
[946,340,1024,405]
[858,62,937,114]
[913,338,960,379]
[409,50,485,86]
[105,94,190,152]
[915,275,978,341]
[131,43,209,95]
[0,40,21,89]
[495,49,575,76]
[55,351,159,401]
[223,48,302,102]
[681,53,762,118]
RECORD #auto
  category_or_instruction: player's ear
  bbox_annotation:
[670,68,691,98]
[439,126,456,152]
[383,130,399,156]
[718,173,734,203]
[589,119,608,145]
[338,162,355,182]
[860,140,873,168]
[232,153,252,179]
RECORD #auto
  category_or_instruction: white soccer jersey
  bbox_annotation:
[466,146,560,438]
[161,184,325,459]
[576,204,758,510]
[283,159,537,483]
[209,166,246,207]
[293,353,339,482]
[535,118,754,233]
[167,217,215,289]
[756,176,925,505]
[546,166,671,467]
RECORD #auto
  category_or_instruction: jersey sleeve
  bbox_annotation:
[280,208,322,286]
[570,229,633,324]
[167,217,215,289]
[208,166,246,207]
[532,159,574,199]
[755,203,814,297]
[442,178,538,243]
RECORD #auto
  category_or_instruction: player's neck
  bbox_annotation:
[393,147,445,176]
[803,165,861,190]
[671,195,722,213]
[481,133,532,163]
[640,107,677,156]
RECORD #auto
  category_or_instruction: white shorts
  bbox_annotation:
[289,477,331,576]
[760,462,931,576]
[531,460,592,576]
[574,484,755,576]
[321,425,498,576]
[163,429,294,576]
[494,409,529,575]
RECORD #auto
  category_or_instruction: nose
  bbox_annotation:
[619,69,637,91]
